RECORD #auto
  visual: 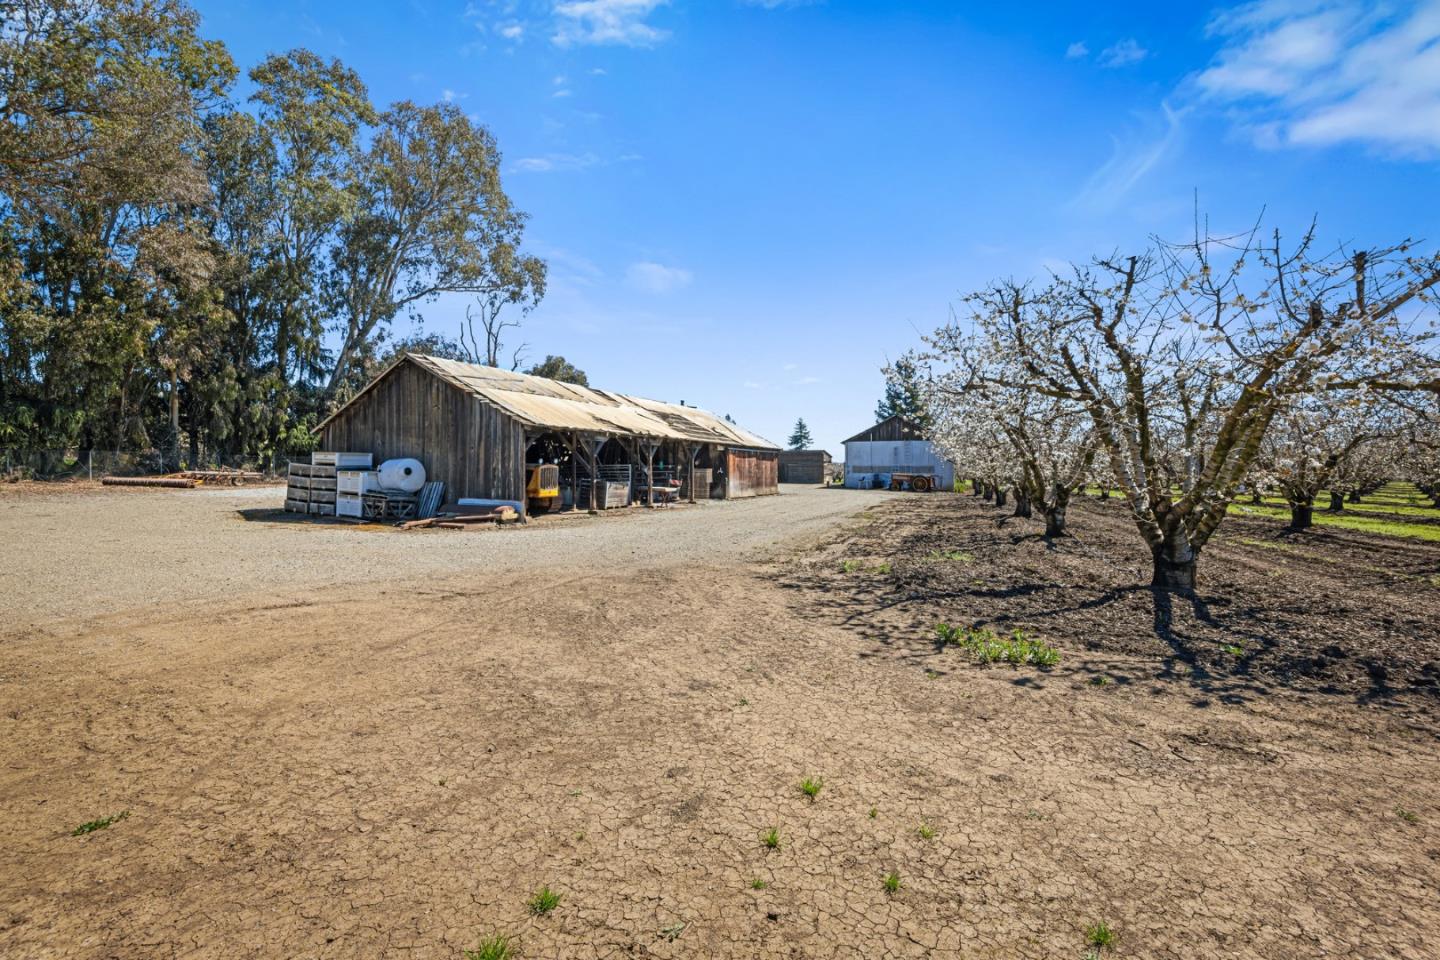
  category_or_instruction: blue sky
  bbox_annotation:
[194,0,1440,454]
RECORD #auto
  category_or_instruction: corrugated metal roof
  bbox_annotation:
[319,354,779,450]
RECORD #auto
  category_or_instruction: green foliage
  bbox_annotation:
[72,810,130,836]
[750,878,768,889]
[1085,922,1116,949]
[762,826,781,849]
[787,417,814,450]
[527,885,562,915]
[917,822,936,840]
[525,355,588,386]
[935,623,1060,667]
[799,776,824,800]
[882,871,902,894]
[1396,806,1420,824]
[464,935,512,960]
[875,355,931,430]
[0,3,545,465]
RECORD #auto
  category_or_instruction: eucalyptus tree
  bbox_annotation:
[944,222,1440,591]
[324,102,546,393]
[248,49,373,393]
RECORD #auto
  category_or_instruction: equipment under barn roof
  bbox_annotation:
[317,353,780,511]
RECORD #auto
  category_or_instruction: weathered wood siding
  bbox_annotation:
[725,449,779,498]
[778,450,831,484]
[844,415,927,444]
[319,359,526,503]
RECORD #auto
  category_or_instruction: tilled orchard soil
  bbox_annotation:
[788,493,1440,710]
[2,492,1438,959]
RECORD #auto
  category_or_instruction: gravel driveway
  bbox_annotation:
[1,483,887,626]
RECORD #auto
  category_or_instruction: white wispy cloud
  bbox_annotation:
[1195,0,1440,154]
[1066,41,1089,59]
[498,21,525,39]
[553,0,670,47]
[512,151,602,172]
[1071,102,1184,211]
[626,260,692,293]
[1099,38,1149,67]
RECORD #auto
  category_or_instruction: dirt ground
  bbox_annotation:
[2,487,1437,959]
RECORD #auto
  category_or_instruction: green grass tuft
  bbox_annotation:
[750,877,768,889]
[527,885,562,915]
[72,810,129,836]
[1085,921,1116,949]
[917,822,936,840]
[882,871,902,894]
[464,935,512,960]
[762,826,781,850]
[799,776,824,800]
[1396,806,1420,824]
[935,623,1060,667]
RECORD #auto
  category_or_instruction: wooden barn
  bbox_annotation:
[778,449,831,484]
[316,354,780,508]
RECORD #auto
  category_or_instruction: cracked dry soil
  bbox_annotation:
[2,489,1437,959]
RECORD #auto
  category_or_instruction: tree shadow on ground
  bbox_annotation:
[774,494,1440,716]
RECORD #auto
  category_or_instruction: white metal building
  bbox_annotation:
[842,415,955,490]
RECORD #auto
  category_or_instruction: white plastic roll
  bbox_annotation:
[377,458,426,493]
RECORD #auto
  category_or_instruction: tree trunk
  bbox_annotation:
[1328,491,1344,512]
[971,478,983,497]
[1012,490,1031,518]
[1348,490,1362,504]
[994,487,1007,508]
[1151,526,1198,592]
[1044,505,1066,537]
[1045,485,1070,537]
[1098,486,1110,500]
[1288,501,1314,531]
[1250,491,1262,505]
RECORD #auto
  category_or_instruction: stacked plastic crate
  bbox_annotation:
[285,452,374,517]
[335,463,381,517]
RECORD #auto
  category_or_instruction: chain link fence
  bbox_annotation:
[1,448,311,481]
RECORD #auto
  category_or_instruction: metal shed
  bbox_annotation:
[316,354,781,507]
[842,415,954,490]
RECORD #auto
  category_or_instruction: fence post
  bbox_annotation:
[88,450,93,481]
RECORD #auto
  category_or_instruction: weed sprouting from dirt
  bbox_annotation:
[799,776,824,801]
[841,559,891,575]
[737,697,749,706]
[71,810,129,836]
[868,806,878,819]
[882,871,902,894]
[527,885,562,915]
[763,826,781,849]
[464,935,513,960]
[840,559,861,573]
[917,822,936,840]
[1396,806,1420,824]
[1085,921,1116,950]
[928,549,974,562]
[1221,642,1245,657]
[658,922,686,942]
[935,623,1059,667]
[1090,675,1111,686]
[750,877,768,889]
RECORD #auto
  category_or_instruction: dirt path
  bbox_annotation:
[2,492,1437,959]
[0,483,880,625]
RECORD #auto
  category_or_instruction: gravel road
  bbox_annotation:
[0,483,886,626]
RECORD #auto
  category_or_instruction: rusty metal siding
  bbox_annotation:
[725,449,779,498]
[319,361,526,503]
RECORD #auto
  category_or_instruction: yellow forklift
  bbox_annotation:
[526,463,561,512]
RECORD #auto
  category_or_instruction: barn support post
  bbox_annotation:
[568,432,579,511]
[643,440,659,507]
[686,443,699,503]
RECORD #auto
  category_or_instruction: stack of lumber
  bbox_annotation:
[399,506,519,530]
[101,476,197,489]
